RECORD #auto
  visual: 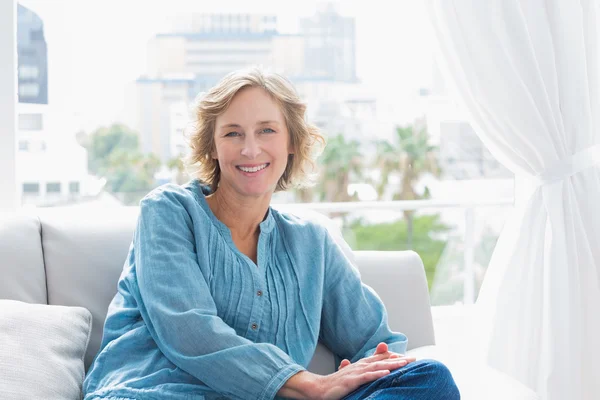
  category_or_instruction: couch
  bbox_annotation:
[0,206,539,399]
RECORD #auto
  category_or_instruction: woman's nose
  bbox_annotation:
[240,135,262,159]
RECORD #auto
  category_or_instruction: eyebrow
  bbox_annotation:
[219,120,280,129]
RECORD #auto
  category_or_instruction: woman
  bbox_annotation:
[83,67,460,400]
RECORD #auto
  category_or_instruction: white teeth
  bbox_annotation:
[238,163,268,173]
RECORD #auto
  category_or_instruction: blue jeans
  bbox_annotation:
[342,359,460,400]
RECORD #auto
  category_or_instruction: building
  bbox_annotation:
[127,13,296,162]
[16,104,91,207]
[294,79,387,145]
[151,14,280,84]
[16,4,93,207]
[17,4,48,105]
[298,2,357,82]
[424,62,512,180]
[128,76,195,162]
[127,7,372,162]
[437,120,513,179]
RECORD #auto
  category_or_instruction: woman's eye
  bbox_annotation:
[225,131,240,137]
[262,128,275,134]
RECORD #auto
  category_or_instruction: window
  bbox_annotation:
[46,182,61,193]
[19,83,40,97]
[9,2,514,306]
[22,182,40,194]
[19,65,39,79]
[18,113,43,131]
[18,140,29,151]
[69,181,80,194]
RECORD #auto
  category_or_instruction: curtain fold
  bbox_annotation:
[426,1,600,398]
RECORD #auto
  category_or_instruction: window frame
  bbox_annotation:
[0,0,17,210]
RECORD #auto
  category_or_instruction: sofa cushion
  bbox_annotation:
[0,213,46,304]
[0,300,92,400]
[37,207,139,370]
[407,345,540,400]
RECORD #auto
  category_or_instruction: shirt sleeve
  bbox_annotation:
[318,230,408,364]
[132,189,304,400]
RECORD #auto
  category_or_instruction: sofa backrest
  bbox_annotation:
[0,206,435,372]
[0,212,47,304]
[37,207,139,368]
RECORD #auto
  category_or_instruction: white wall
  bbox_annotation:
[0,0,17,210]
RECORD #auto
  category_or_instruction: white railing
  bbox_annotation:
[275,197,515,305]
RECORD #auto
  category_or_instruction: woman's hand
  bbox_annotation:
[278,343,416,400]
[314,343,417,400]
[337,342,412,370]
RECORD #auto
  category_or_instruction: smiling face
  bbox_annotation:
[212,86,293,200]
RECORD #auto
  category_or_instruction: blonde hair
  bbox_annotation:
[185,66,325,192]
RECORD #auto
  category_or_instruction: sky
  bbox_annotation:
[19,0,437,132]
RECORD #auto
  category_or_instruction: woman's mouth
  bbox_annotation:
[236,163,270,173]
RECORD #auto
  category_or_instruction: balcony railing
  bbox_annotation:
[275,197,515,305]
[25,188,515,306]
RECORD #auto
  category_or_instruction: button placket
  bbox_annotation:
[246,231,269,338]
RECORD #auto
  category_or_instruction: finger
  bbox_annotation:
[380,354,417,364]
[387,351,406,357]
[358,369,391,384]
[380,352,413,362]
[356,353,389,365]
[358,352,394,365]
[368,359,410,371]
[338,359,351,370]
[358,351,414,365]
[361,351,400,363]
[374,342,388,355]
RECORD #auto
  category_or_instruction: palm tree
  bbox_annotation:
[316,134,363,203]
[373,139,399,200]
[374,119,441,248]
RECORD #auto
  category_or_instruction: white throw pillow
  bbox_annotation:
[0,300,92,400]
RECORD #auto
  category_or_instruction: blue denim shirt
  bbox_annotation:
[83,180,407,400]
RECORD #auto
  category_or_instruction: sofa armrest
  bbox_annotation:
[0,212,47,304]
[354,250,435,350]
[308,250,435,375]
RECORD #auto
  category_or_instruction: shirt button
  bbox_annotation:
[257,290,263,296]
[251,323,258,330]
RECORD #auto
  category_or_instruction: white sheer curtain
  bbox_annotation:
[426,1,600,399]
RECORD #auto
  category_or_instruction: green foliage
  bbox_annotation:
[85,124,139,175]
[315,134,363,202]
[371,120,441,248]
[394,124,438,167]
[374,120,441,202]
[343,214,451,288]
[104,149,161,193]
[82,123,162,204]
[372,139,398,199]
